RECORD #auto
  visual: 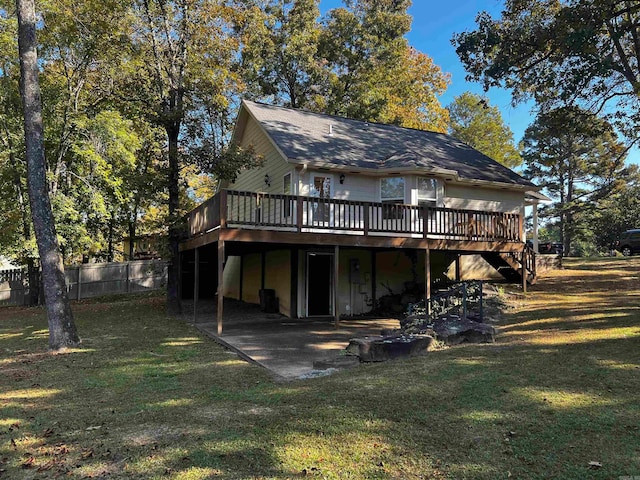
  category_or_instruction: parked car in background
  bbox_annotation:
[615,229,640,256]
[538,241,564,255]
[526,240,563,255]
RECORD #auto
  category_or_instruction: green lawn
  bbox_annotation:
[1,257,639,479]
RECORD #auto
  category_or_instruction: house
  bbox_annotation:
[122,234,165,261]
[179,100,547,334]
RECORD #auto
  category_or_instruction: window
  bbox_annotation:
[417,177,437,204]
[381,177,405,220]
[283,172,292,217]
[381,177,405,202]
[417,177,437,218]
[311,175,331,223]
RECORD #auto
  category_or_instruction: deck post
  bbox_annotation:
[532,201,539,253]
[455,254,461,282]
[290,248,298,319]
[217,240,225,335]
[363,203,370,235]
[296,195,303,232]
[425,248,431,316]
[518,208,524,242]
[521,250,527,294]
[260,251,266,290]
[193,247,199,323]
[220,190,227,230]
[334,245,340,327]
[371,250,376,309]
[422,205,429,238]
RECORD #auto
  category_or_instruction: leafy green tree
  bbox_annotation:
[447,92,521,168]
[0,0,143,265]
[319,0,449,130]
[522,106,633,255]
[452,0,640,139]
[376,46,450,132]
[37,0,132,196]
[129,0,251,313]
[242,0,324,109]
[72,111,144,261]
[590,179,640,252]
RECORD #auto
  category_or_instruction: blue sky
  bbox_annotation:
[319,0,639,165]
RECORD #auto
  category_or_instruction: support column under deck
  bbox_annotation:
[371,250,377,310]
[425,248,431,316]
[217,241,225,336]
[290,248,298,319]
[522,250,527,294]
[193,247,199,323]
[532,202,539,253]
[334,245,340,327]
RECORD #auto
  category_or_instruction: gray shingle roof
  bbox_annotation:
[242,100,534,188]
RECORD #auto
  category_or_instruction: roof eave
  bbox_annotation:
[289,158,534,191]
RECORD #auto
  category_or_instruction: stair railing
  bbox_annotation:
[407,280,484,325]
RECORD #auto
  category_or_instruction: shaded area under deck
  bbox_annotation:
[183,299,399,379]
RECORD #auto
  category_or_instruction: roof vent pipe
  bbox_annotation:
[329,124,333,136]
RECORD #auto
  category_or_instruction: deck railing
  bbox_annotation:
[188,189,522,242]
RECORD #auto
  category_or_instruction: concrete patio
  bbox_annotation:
[182,299,400,379]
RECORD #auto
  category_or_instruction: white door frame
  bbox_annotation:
[305,251,334,317]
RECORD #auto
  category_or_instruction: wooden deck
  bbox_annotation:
[183,190,524,252]
[181,190,534,333]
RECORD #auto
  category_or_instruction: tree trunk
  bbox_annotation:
[128,218,136,261]
[166,120,181,314]
[16,0,79,349]
[107,211,115,262]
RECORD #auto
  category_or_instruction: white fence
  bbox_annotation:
[0,260,167,307]
[0,269,27,306]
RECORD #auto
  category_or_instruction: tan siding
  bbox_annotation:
[242,253,262,305]
[264,250,291,317]
[298,169,380,201]
[446,255,504,281]
[444,184,524,213]
[374,251,450,302]
[231,118,294,195]
[376,251,423,297]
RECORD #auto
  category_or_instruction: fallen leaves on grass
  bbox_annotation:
[81,448,94,459]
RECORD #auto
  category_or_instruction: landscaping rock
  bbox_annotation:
[346,334,435,362]
[380,328,402,337]
[432,318,495,345]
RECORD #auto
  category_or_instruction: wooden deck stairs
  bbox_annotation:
[481,245,537,285]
